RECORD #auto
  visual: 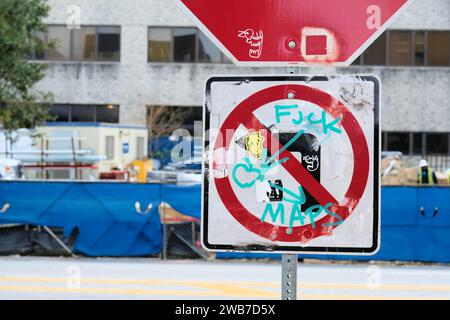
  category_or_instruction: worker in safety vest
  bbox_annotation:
[418,159,438,185]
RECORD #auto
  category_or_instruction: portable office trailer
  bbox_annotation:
[37,123,148,179]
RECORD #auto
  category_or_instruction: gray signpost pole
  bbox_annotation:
[280,66,302,301]
[281,254,298,300]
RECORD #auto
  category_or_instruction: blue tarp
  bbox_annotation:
[217,187,450,263]
[0,181,202,256]
[161,184,201,219]
[1,181,450,263]
[0,182,164,256]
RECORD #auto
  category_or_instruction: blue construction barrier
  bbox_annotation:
[1,181,450,262]
[161,184,201,219]
[217,187,450,263]
[0,181,196,257]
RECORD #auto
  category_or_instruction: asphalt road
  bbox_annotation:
[0,256,449,300]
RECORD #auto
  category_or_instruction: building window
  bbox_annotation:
[105,136,115,160]
[96,105,119,123]
[47,26,71,61]
[49,104,119,123]
[30,31,47,60]
[148,28,172,62]
[412,133,423,155]
[386,132,410,154]
[50,105,70,122]
[198,31,222,63]
[352,30,450,67]
[97,27,121,61]
[148,27,228,63]
[351,56,362,66]
[414,31,426,66]
[73,27,96,61]
[384,132,450,156]
[136,137,146,159]
[381,132,387,151]
[428,31,450,66]
[363,33,387,65]
[389,31,413,66]
[71,106,95,122]
[173,28,197,62]
[426,133,449,155]
[31,25,120,62]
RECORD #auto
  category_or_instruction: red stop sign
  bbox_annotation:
[177,0,410,66]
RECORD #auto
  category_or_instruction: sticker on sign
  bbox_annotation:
[202,76,380,254]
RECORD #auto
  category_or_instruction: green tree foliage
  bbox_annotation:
[0,0,53,146]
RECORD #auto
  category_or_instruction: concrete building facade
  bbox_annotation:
[33,0,450,159]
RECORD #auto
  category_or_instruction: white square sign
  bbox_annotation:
[203,76,380,254]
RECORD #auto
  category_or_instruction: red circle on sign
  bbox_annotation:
[213,84,370,243]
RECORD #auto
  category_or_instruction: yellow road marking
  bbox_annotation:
[0,276,449,293]
[0,276,277,298]
[0,276,449,299]
[188,282,275,298]
[0,285,230,298]
[0,285,448,300]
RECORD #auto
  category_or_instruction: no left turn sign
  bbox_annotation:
[203,76,380,254]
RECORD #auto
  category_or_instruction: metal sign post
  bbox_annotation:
[282,67,300,301]
[281,254,298,300]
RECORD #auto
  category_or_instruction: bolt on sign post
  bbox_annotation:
[175,0,410,300]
